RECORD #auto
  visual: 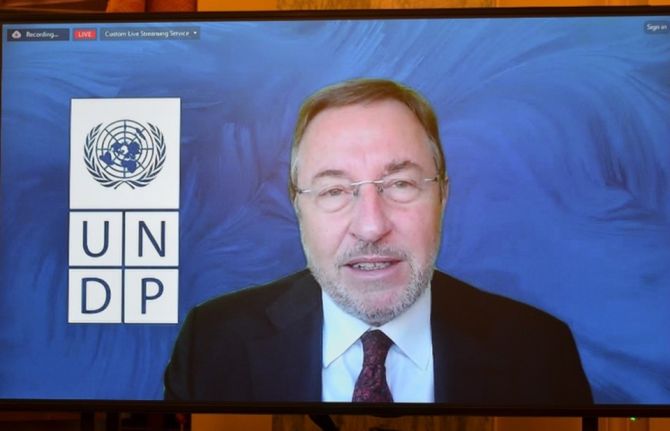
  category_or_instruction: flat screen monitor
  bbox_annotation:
[1,7,669,416]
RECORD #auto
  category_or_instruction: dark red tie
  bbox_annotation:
[352,330,394,402]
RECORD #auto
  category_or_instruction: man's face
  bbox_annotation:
[294,99,445,326]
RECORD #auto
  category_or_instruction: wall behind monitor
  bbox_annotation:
[1,1,667,431]
[197,0,670,11]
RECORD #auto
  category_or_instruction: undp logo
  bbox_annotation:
[69,98,180,324]
[84,119,166,189]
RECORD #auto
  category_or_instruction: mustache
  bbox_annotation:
[337,243,409,266]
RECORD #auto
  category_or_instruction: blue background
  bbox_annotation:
[1,16,669,403]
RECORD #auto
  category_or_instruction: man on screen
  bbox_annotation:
[164,78,593,404]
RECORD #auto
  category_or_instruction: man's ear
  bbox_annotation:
[293,198,302,220]
[440,179,449,212]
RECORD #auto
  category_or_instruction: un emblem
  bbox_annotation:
[84,119,166,189]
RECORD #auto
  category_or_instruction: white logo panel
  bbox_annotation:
[68,98,180,325]
[69,212,123,266]
[70,98,180,210]
[68,269,122,323]
[124,269,178,324]
[125,212,179,266]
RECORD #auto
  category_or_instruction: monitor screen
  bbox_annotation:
[1,7,669,414]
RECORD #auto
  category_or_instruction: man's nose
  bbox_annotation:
[348,183,392,243]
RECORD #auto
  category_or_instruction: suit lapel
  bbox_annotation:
[432,271,488,403]
[242,270,489,403]
[246,271,323,402]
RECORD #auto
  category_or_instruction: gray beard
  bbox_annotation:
[307,243,435,326]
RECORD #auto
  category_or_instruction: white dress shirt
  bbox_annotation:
[321,286,434,402]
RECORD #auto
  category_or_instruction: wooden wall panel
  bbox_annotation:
[192,413,273,431]
[273,414,494,431]
[276,0,495,9]
[198,0,669,10]
[497,0,657,5]
[198,0,276,11]
[198,0,495,10]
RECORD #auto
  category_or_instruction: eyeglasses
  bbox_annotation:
[296,173,444,213]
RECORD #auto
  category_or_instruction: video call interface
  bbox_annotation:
[1,13,669,405]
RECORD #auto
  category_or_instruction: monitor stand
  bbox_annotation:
[582,416,598,431]
[309,414,339,431]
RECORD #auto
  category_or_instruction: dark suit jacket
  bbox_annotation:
[164,270,593,405]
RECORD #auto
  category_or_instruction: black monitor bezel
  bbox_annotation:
[1,5,669,417]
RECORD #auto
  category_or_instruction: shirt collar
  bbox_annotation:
[322,285,432,370]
